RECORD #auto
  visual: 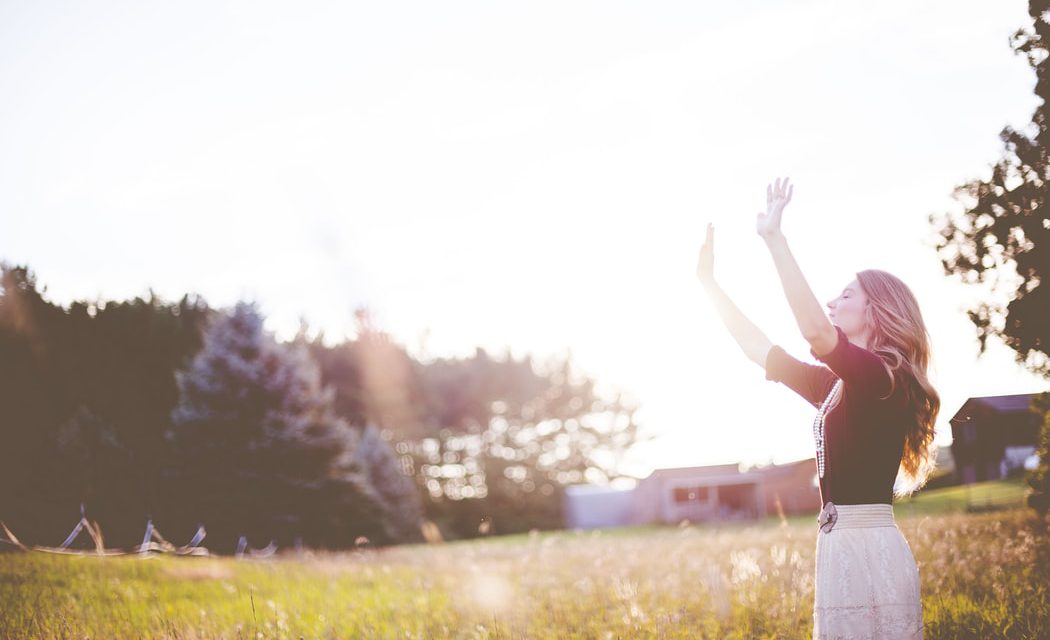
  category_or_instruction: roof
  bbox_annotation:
[950,393,1044,421]
[639,458,815,483]
[564,484,635,496]
[646,463,742,479]
[749,457,816,476]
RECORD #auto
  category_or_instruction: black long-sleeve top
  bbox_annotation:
[765,324,910,508]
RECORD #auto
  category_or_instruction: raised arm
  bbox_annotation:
[697,223,774,368]
[757,178,838,356]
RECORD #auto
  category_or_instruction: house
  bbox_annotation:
[562,484,636,530]
[563,458,820,530]
[950,393,1044,484]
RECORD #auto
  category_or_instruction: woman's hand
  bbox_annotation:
[756,176,793,239]
[696,222,715,287]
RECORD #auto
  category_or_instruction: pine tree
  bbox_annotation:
[352,423,424,543]
[168,302,388,550]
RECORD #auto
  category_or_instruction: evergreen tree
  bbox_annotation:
[168,302,389,550]
[352,423,424,543]
[0,265,209,545]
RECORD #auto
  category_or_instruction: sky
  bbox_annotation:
[1,0,1047,479]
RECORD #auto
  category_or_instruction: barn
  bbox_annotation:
[950,392,1044,484]
[563,458,821,530]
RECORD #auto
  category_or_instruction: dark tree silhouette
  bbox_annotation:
[928,0,1050,377]
[1,264,645,545]
[0,264,210,546]
[928,1,1050,512]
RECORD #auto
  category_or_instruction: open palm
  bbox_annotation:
[756,177,793,238]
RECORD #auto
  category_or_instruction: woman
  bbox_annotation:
[696,177,938,639]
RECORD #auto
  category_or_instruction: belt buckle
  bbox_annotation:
[817,501,838,533]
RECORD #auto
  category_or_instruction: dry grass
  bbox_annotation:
[1,507,1047,639]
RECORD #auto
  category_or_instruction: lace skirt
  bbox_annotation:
[813,503,924,639]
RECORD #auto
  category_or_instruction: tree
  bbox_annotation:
[928,2,1050,514]
[0,265,78,541]
[0,264,210,546]
[1027,392,1050,513]
[69,291,211,542]
[351,423,424,543]
[401,348,648,537]
[167,301,393,550]
[928,1,1050,378]
[303,308,428,436]
[307,311,650,538]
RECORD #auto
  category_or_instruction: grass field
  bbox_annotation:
[2,481,1047,639]
[894,476,1029,517]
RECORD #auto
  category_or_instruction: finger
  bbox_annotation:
[706,223,714,242]
[775,177,781,196]
[767,184,772,203]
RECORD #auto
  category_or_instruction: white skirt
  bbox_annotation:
[813,503,924,639]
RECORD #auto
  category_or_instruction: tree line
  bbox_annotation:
[0,265,645,552]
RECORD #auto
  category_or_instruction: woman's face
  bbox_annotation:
[826,279,870,342]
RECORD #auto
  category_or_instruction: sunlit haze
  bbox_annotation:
[2,0,1047,479]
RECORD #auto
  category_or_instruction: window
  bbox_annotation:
[673,485,710,504]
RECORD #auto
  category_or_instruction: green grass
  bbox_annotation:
[893,476,1028,517]
[751,476,1029,528]
[2,495,1047,639]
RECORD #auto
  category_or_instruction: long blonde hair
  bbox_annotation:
[822,269,941,498]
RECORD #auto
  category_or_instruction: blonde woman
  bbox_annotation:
[696,177,938,638]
